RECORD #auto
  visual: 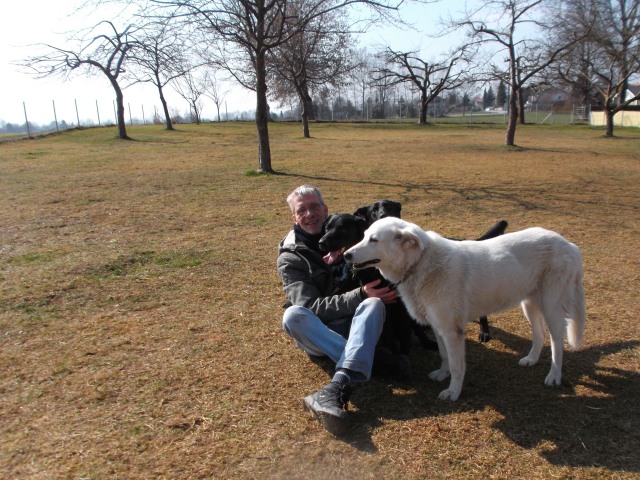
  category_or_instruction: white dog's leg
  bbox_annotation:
[428,330,450,382]
[519,299,545,367]
[435,327,466,401]
[544,310,566,386]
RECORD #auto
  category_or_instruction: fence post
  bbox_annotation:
[52,100,59,132]
[23,102,32,138]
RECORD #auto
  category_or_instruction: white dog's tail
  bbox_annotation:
[565,259,586,351]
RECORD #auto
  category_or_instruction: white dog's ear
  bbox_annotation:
[395,230,422,251]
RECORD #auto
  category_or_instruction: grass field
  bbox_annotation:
[1,122,639,479]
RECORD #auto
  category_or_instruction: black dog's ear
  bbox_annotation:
[381,199,401,215]
[321,215,335,233]
[354,215,369,234]
[353,206,369,220]
[391,200,402,217]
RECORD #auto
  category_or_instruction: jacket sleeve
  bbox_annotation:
[277,251,365,323]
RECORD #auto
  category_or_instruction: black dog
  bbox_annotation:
[354,200,508,342]
[319,213,436,358]
[354,199,402,224]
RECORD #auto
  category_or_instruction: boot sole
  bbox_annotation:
[303,395,348,436]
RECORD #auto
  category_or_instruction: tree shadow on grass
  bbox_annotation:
[331,328,639,472]
[272,172,637,224]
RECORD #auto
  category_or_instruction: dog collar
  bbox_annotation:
[394,250,425,286]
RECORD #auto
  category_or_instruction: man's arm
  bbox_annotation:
[277,251,365,323]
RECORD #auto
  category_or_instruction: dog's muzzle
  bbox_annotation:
[350,259,381,270]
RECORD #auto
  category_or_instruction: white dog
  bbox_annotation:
[344,217,586,401]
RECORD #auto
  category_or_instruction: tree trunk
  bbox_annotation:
[300,84,313,138]
[255,52,273,173]
[112,81,129,140]
[604,108,615,137]
[301,103,310,138]
[505,85,518,146]
[157,84,173,130]
[517,89,526,124]
[419,90,428,125]
[361,81,366,121]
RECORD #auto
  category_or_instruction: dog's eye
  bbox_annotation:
[370,236,378,243]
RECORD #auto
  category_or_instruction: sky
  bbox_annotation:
[0,0,464,126]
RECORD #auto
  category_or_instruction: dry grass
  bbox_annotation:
[1,122,639,479]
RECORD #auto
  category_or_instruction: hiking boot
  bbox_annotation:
[303,382,352,436]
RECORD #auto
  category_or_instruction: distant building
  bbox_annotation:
[622,84,640,106]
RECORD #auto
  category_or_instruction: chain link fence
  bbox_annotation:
[0,98,172,140]
[1,98,261,141]
[2,98,596,141]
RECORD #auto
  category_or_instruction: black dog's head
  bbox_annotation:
[353,199,402,226]
[318,214,369,265]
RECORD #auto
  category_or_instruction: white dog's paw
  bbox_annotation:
[519,355,539,367]
[544,370,562,386]
[428,368,450,382]
[437,388,460,402]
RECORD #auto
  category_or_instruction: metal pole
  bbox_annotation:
[142,105,145,125]
[23,102,32,138]
[96,100,101,126]
[113,100,117,125]
[52,100,59,132]
[75,99,80,127]
[128,103,132,125]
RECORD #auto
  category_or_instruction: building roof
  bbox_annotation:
[628,84,640,96]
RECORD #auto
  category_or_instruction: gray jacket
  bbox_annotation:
[277,229,366,325]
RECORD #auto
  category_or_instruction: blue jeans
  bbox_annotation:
[282,298,386,382]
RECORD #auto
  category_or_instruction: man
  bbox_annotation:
[277,185,400,435]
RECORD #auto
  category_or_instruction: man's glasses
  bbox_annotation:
[295,202,325,217]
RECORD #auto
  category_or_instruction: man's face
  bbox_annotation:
[290,193,329,235]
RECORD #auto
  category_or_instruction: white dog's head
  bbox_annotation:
[344,217,426,284]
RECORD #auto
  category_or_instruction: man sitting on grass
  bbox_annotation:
[277,184,404,436]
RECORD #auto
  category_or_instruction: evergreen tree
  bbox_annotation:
[497,80,507,108]
[486,86,496,108]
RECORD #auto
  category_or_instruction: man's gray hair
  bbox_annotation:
[286,185,325,212]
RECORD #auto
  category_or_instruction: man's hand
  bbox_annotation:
[362,279,398,304]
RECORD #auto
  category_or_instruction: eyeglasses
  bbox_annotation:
[294,202,325,217]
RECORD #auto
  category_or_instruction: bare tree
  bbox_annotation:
[350,49,375,120]
[450,0,589,146]
[173,68,207,124]
[20,20,139,139]
[203,71,228,122]
[150,0,403,172]
[374,46,472,124]
[128,19,193,130]
[552,0,640,136]
[269,5,355,137]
